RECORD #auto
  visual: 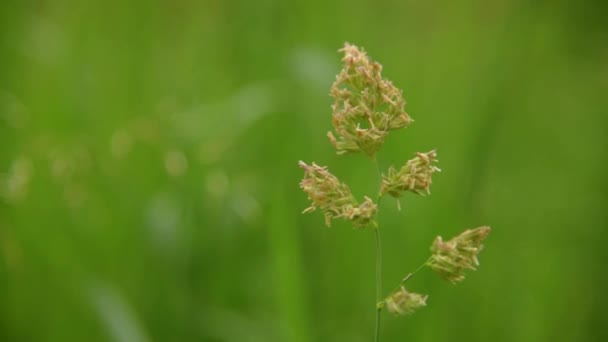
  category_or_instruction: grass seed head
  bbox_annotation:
[380,150,441,198]
[328,43,412,158]
[298,161,376,228]
[428,226,491,283]
[384,286,428,316]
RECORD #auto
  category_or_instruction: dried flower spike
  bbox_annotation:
[428,226,491,283]
[298,161,377,227]
[328,43,412,158]
[380,150,441,198]
[298,43,491,341]
[384,286,428,316]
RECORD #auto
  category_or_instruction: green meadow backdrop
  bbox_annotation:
[1,0,607,341]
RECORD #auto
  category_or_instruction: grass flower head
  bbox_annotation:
[298,161,377,227]
[384,287,428,316]
[428,226,491,283]
[380,150,441,198]
[328,43,412,158]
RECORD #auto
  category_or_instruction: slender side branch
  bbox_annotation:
[397,258,431,291]
[380,257,431,309]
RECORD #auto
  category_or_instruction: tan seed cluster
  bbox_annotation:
[384,286,428,316]
[328,43,412,158]
[381,150,441,198]
[428,226,491,283]
[298,161,377,227]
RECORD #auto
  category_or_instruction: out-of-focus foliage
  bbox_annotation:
[0,0,606,341]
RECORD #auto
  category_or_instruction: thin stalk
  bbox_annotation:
[374,225,382,342]
[373,158,383,342]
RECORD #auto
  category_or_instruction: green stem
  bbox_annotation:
[374,226,382,342]
[372,157,383,342]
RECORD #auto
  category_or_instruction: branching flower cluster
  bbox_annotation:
[298,43,491,340]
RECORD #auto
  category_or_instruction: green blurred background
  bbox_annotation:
[1,0,607,341]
